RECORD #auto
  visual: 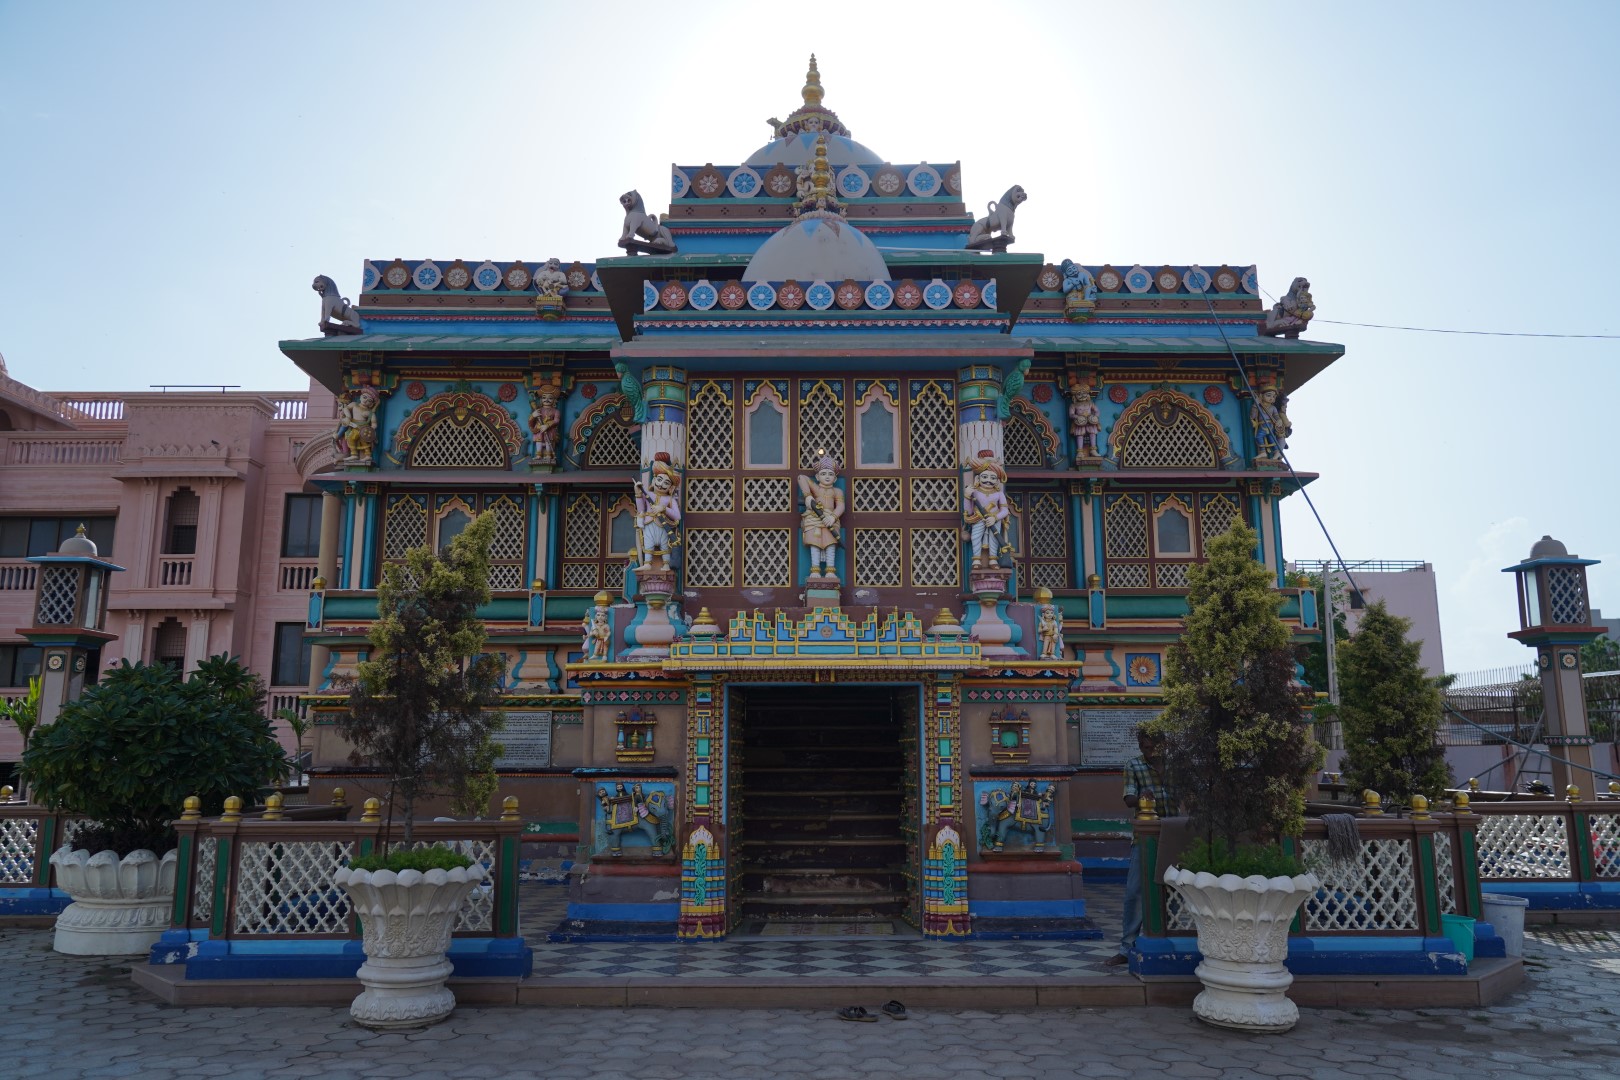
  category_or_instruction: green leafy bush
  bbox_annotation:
[1337,600,1452,804]
[24,657,289,856]
[1176,838,1305,879]
[348,844,475,873]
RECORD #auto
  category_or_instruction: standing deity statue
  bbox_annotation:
[1250,384,1292,462]
[796,453,845,582]
[528,377,562,464]
[963,450,1013,569]
[333,386,380,464]
[633,452,682,571]
[583,605,612,662]
[1067,377,1101,461]
[1036,600,1063,660]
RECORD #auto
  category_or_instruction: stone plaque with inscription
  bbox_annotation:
[1079,707,1161,768]
[495,710,553,768]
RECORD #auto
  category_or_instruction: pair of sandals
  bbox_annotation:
[837,1001,906,1022]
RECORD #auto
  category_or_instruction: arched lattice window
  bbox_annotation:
[1112,391,1227,469]
[1104,490,1244,590]
[410,416,509,469]
[688,381,735,471]
[907,381,956,470]
[585,419,639,467]
[798,380,845,469]
[1003,414,1045,468]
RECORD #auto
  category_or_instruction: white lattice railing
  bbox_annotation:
[0,816,41,885]
[1471,804,1620,883]
[1300,837,1419,931]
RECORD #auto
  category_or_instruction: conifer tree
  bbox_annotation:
[1337,600,1451,804]
[1152,523,1322,857]
[339,512,505,843]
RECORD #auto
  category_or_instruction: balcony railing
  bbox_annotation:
[0,560,37,592]
[278,560,319,592]
[3,436,124,466]
[158,557,194,586]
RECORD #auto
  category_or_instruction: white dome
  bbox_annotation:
[745,132,884,168]
[743,213,889,283]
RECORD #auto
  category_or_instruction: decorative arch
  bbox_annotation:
[1110,389,1230,468]
[1004,399,1061,468]
[397,392,523,469]
[567,393,640,468]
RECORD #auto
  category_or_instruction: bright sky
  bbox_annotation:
[2,2,1615,674]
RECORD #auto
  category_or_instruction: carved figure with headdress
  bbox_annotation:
[633,452,682,571]
[534,257,569,320]
[313,275,362,336]
[796,452,845,582]
[963,450,1013,569]
[528,375,562,465]
[966,185,1027,251]
[1036,596,1063,661]
[333,386,380,464]
[1250,380,1292,461]
[1067,375,1101,461]
[617,191,678,255]
[1258,276,1315,338]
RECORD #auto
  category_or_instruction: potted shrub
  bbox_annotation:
[1149,523,1324,1033]
[332,511,504,1030]
[24,657,288,955]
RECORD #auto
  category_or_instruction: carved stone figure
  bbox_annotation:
[963,450,1012,569]
[528,376,562,465]
[966,185,1027,251]
[1250,384,1292,461]
[1067,377,1101,460]
[1037,602,1063,661]
[1060,259,1098,301]
[596,782,673,856]
[614,362,647,423]
[980,780,1057,852]
[633,452,682,571]
[535,258,568,299]
[313,275,362,336]
[1258,276,1315,338]
[333,387,380,464]
[796,453,845,582]
[617,191,678,255]
[583,605,611,662]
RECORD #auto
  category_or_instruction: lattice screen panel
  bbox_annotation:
[35,566,78,625]
[1434,831,1456,913]
[910,476,958,513]
[854,528,902,587]
[401,838,495,932]
[686,382,735,471]
[1003,416,1044,467]
[192,836,217,925]
[1030,563,1070,590]
[1119,410,1218,469]
[488,497,525,560]
[1156,563,1191,589]
[0,817,38,884]
[563,494,602,559]
[1300,838,1418,931]
[1592,814,1620,879]
[605,562,626,592]
[1199,494,1240,546]
[1104,495,1148,557]
[1475,813,1574,879]
[742,529,792,587]
[687,478,734,513]
[853,477,901,513]
[910,528,959,588]
[1164,889,1195,932]
[1547,566,1590,625]
[798,382,845,470]
[233,840,354,935]
[561,563,599,590]
[586,420,639,467]
[488,565,525,590]
[907,382,956,470]
[742,477,790,513]
[1108,563,1150,589]
[384,496,428,559]
[1027,495,1067,560]
[411,417,508,468]
[685,529,734,587]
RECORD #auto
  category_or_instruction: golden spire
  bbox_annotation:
[802,54,823,108]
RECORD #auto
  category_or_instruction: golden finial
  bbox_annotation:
[331,786,347,809]
[74,523,87,538]
[221,796,243,823]
[594,590,613,607]
[1086,573,1102,589]
[1034,586,1053,604]
[1136,792,1158,821]
[361,798,381,823]
[1361,790,1383,816]
[501,796,520,822]
[311,576,326,591]
[531,578,547,591]
[1468,777,1480,793]
[1410,794,1430,820]
[1610,780,1620,796]
[0,786,12,804]
[262,792,284,821]
[1453,790,1472,813]
[1567,784,1581,803]
[693,607,716,627]
[802,54,823,108]
[181,795,201,820]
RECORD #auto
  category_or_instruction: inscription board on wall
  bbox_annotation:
[1080,708,1161,767]
[495,711,553,768]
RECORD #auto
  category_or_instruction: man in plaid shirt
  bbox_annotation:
[1106,727,1176,968]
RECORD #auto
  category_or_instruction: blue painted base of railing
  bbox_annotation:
[967,899,1103,940]
[147,930,533,980]
[1132,933,1472,976]
[1493,881,1620,910]
[0,886,72,917]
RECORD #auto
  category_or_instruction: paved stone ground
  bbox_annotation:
[5,924,1618,1078]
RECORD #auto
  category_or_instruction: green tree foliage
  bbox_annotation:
[1150,523,1323,858]
[1337,600,1452,803]
[23,657,288,856]
[1582,635,1620,674]
[0,677,41,799]
[339,512,505,844]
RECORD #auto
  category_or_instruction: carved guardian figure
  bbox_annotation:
[966,185,1027,251]
[1258,276,1315,338]
[313,275,363,336]
[617,191,678,255]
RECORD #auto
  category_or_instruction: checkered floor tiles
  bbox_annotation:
[517,881,1125,979]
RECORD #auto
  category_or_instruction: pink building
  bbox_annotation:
[0,354,334,773]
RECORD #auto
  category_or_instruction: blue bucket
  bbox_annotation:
[1440,913,1476,963]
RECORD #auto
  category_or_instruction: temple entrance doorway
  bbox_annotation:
[731,685,917,930]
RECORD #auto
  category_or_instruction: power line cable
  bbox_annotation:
[1253,290,1618,339]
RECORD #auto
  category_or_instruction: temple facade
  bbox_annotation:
[3,59,1340,940]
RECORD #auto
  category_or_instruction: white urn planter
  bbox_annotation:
[1162,866,1320,1033]
[332,863,486,1030]
[49,847,178,956]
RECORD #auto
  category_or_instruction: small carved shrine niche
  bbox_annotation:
[988,706,1031,764]
[615,708,657,763]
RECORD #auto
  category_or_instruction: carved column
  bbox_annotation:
[307,492,342,693]
[184,611,212,673]
[192,478,224,592]
[956,364,1004,466]
[626,365,687,659]
[958,365,1017,651]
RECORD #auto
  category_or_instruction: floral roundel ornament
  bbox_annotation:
[1108,385,1129,404]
